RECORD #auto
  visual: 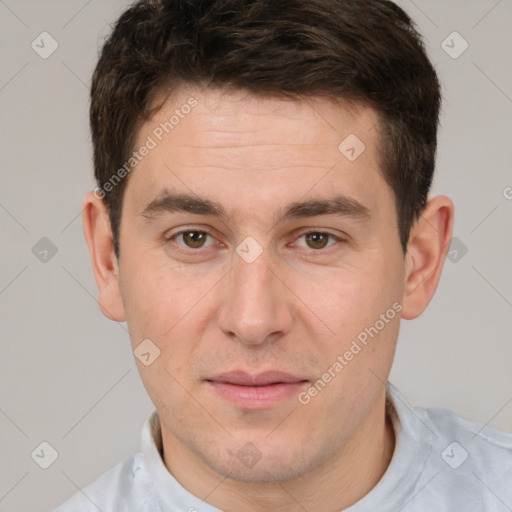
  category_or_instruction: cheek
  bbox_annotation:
[119,255,218,373]
[119,253,183,343]
[299,268,385,334]
[120,263,207,407]
[297,257,403,365]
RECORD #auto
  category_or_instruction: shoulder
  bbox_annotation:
[414,404,512,507]
[418,404,512,465]
[52,452,158,512]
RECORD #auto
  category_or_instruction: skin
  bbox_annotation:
[83,86,453,511]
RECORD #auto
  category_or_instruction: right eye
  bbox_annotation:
[167,230,216,250]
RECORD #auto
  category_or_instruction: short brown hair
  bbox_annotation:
[90,0,441,259]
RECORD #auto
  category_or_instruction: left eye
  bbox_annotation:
[295,232,339,250]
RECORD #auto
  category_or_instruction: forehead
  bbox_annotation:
[126,86,391,221]
[143,86,380,152]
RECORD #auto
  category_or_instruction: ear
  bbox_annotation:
[82,190,126,322]
[401,195,454,320]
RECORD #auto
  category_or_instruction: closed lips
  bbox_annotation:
[206,371,308,386]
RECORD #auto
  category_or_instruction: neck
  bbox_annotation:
[161,389,395,511]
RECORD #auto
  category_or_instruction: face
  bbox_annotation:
[115,87,406,482]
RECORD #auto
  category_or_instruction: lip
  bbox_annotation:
[205,371,309,409]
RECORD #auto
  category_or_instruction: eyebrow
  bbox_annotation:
[140,191,371,224]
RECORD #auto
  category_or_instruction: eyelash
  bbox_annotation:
[165,228,345,253]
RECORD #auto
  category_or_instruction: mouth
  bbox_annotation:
[205,371,309,409]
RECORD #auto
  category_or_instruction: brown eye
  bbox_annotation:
[176,231,212,249]
[293,230,344,251]
[182,231,207,248]
[304,232,331,249]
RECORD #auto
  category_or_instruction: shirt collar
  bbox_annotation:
[141,409,223,511]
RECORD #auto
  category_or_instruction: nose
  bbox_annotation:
[217,244,293,347]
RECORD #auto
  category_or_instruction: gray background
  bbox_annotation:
[1,0,511,510]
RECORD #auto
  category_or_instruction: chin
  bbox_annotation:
[200,440,323,484]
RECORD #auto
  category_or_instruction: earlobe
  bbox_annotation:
[401,195,454,320]
[82,191,126,322]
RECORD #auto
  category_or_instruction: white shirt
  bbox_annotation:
[53,383,512,511]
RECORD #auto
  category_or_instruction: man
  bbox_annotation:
[54,0,512,510]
